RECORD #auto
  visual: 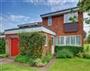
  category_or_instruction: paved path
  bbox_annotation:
[39,58,56,71]
[0,58,14,64]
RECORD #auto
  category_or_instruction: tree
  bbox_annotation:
[78,0,90,11]
[87,34,90,43]
[78,0,90,24]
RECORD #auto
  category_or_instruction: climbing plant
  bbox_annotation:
[19,32,45,58]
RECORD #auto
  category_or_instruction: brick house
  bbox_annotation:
[4,7,84,56]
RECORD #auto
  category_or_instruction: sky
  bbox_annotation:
[0,0,90,34]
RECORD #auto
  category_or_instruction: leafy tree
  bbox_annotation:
[0,38,5,54]
[87,34,90,43]
[78,0,90,11]
[78,0,90,24]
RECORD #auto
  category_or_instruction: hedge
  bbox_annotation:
[0,38,5,54]
[55,46,83,56]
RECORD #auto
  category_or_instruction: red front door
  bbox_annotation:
[11,38,19,56]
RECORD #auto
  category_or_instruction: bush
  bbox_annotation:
[55,46,83,56]
[0,38,5,54]
[56,49,74,58]
[83,53,90,59]
[29,58,35,66]
[15,55,29,63]
[34,58,44,67]
[29,58,45,67]
[42,53,52,64]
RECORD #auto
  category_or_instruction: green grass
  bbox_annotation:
[0,63,38,71]
[48,58,90,71]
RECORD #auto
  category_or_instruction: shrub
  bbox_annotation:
[29,58,35,66]
[34,58,44,67]
[56,49,74,58]
[15,55,29,63]
[42,53,52,64]
[83,53,90,59]
[55,46,83,56]
[0,38,5,54]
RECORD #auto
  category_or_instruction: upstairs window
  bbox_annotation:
[64,12,78,23]
[48,16,52,26]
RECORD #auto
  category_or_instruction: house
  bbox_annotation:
[4,7,84,56]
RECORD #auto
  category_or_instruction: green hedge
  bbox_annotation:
[55,46,83,56]
[0,38,5,54]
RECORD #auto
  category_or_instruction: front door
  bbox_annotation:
[11,38,19,56]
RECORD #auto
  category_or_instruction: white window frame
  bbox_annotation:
[56,35,81,46]
[48,16,52,26]
[64,12,78,23]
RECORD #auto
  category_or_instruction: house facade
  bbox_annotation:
[41,7,83,46]
[4,7,84,56]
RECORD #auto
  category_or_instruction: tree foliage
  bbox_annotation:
[78,0,90,12]
[0,38,5,54]
[78,0,90,24]
[87,34,90,43]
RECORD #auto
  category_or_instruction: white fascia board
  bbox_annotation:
[0,35,5,38]
[5,26,56,35]
[41,8,79,18]
[41,27,56,35]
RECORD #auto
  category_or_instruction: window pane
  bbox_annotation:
[71,36,75,45]
[76,36,80,45]
[66,36,70,45]
[64,12,78,23]
[60,37,64,45]
[48,17,52,26]
[55,37,58,45]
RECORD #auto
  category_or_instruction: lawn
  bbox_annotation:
[0,63,38,71]
[0,58,90,71]
[48,58,90,71]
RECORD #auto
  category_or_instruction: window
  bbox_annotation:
[59,36,64,45]
[76,36,80,45]
[55,37,59,45]
[71,36,75,45]
[64,12,78,23]
[48,16,52,26]
[66,36,70,45]
[56,35,81,46]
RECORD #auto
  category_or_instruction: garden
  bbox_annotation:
[0,32,90,71]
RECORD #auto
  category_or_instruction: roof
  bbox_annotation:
[5,26,56,35]
[40,7,79,18]
[18,22,42,28]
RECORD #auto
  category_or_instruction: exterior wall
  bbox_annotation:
[42,12,83,46]
[42,33,55,55]
[6,34,19,56]
[6,33,54,56]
